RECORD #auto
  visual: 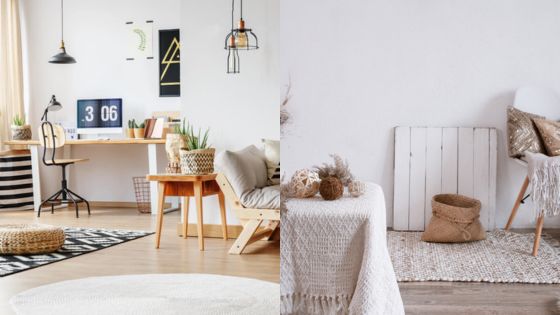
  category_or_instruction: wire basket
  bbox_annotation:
[132,177,151,214]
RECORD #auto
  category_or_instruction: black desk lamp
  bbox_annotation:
[41,95,62,122]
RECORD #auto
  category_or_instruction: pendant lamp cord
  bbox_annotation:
[61,0,64,42]
[231,0,234,30]
[240,0,243,20]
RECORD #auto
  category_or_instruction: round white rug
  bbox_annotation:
[10,274,279,315]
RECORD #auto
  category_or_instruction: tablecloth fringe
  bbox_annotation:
[280,293,352,315]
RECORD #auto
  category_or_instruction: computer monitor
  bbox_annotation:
[77,98,123,135]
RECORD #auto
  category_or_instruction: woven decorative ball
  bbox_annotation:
[289,169,321,198]
[0,224,65,255]
[348,180,366,197]
[319,176,344,201]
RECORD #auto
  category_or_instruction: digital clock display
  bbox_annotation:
[77,99,122,128]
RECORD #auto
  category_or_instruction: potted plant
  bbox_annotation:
[179,122,214,175]
[126,119,135,138]
[11,115,32,140]
[133,121,145,139]
[165,119,189,173]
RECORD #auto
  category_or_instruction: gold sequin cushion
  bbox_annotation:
[507,107,546,157]
[533,118,560,156]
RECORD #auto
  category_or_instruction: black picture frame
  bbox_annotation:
[159,29,180,97]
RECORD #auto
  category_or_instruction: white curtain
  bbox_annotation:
[0,0,24,150]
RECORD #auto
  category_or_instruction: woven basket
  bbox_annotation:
[0,224,65,255]
[11,125,32,140]
[132,177,151,214]
[421,194,486,243]
[180,148,215,175]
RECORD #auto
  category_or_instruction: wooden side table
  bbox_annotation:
[146,173,227,251]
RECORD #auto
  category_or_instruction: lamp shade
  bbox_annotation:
[49,46,76,64]
[47,96,63,111]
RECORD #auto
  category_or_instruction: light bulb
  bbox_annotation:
[235,19,248,48]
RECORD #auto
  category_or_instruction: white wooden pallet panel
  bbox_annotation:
[393,126,497,231]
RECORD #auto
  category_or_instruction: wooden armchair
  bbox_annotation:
[215,173,280,254]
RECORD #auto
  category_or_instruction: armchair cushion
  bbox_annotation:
[241,185,280,209]
[507,107,546,157]
[215,145,269,204]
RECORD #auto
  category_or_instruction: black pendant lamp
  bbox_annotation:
[49,0,76,64]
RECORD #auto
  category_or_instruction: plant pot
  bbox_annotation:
[179,148,215,175]
[165,133,187,174]
[126,128,135,138]
[11,125,32,140]
[133,128,145,139]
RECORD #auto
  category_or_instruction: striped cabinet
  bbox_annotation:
[393,127,497,231]
[0,150,34,211]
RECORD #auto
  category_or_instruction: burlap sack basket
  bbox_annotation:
[179,148,215,175]
[421,194,486,243]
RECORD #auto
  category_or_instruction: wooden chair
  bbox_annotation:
[505,87,560,256]
[215,173,280,254]
[38,122,90,218]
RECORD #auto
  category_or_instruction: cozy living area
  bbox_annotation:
[0,0,279,314]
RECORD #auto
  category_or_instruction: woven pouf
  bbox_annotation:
[0,224,65,255]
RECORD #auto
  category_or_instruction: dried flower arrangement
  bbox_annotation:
[280,82,291,135]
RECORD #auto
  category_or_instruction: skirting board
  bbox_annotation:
[176,223,243,239]
[86,201,172,209]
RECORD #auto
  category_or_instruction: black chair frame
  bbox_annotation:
[38,121,90,218]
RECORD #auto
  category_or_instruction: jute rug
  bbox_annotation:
[0,227,152,277]
[388,230,560,284]
[10,274,279,315]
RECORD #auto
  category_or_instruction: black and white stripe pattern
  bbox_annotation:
[0,152,33,211]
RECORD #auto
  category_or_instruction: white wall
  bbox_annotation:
[280,0,560,228]
[20,0,279,224]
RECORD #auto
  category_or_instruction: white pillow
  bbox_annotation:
[262,139,280,185]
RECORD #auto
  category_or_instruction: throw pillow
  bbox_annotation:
[533,118,560,156]
[507,107,546,157]
[262,139,280,185]
[214,145,268,198]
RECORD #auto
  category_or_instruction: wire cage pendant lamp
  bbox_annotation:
[225,0,258,73]
[49,0,76,64]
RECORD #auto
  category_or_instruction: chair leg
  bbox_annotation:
[67,188,90,216]
[66,189,79,218]
[218,192,228,240]
[39,189,63,217]
[505,176,530,230]
[532,215,545,256]
[229,219,262,255]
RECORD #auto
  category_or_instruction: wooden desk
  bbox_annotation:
[5,139,166,214]
[146,174,227,251]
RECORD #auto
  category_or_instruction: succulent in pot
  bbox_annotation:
[178,120,214,175]
[126,119,136,138]
[133,120,146,139]
[11,115,32,140]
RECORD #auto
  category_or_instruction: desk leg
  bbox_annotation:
[155,182,166,249]
[182,197,189,239]
[148,144,159,215]
[194,181,204,251]
[218,192,228,240]
[30,146,42,213]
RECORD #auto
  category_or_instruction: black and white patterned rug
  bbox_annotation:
[0,227,153,277]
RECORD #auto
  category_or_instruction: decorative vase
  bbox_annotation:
[348,180,366,197]
[289,169,321,198]
[179,148,215,175]
[319,176,344,201]
[133,128,145,139]
[11,125,32,140]
[126,128,135,138]
[165,133,186,174]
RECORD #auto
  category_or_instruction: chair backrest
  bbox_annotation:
[513,87,560,120]
[38,123,66,149]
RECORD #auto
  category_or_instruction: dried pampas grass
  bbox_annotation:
[280,82,291,134]
[314,154,354,186]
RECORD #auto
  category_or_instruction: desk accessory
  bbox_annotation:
[11,114,31,140]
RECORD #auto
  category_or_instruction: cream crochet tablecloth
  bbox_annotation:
[280,183,404,315]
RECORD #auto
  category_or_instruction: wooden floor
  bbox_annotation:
[400,229,560,315]
[0,208,279,315]
[0,208,559,314]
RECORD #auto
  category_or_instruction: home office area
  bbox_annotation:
[0,0,280,314]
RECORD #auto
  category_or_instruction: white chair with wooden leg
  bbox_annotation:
[505,86,560,256]
[214,145,280,254]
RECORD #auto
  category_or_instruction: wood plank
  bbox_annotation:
[488,129,497,230]
[409,128,427,231]
[4,139,166,146]
[146,173,217,182]
[473,128,490,230]
[424,128,442,230]
[441,128,458,194]
[393,127,411,230]
[458,128,474,197]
